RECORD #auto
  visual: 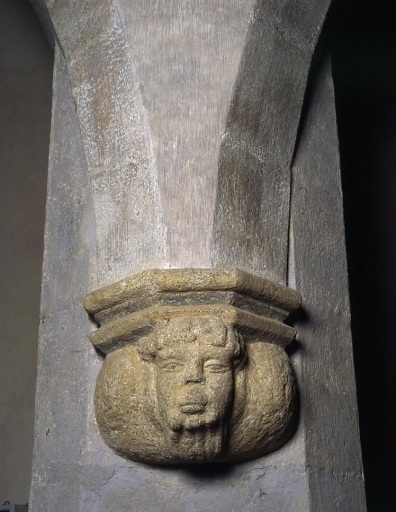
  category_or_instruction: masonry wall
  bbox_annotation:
[28,1,366,510]
[1,0,396,510]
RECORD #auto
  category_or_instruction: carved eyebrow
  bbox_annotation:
[158,359,185,370]
[203,360,231,372]
[204,359,229,365]
[157,354,186,362]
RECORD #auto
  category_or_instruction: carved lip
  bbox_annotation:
[180,403,206,414]
[179,393,208,414]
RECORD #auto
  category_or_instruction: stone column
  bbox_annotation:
[29,0,366,510]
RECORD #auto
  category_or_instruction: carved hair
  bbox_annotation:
[137,316,246,369]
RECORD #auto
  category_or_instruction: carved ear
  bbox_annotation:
[136,331,157,362]
[232,330,248,371]
[137,319,170,362]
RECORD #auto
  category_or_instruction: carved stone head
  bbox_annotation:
[137,317,246,459]
[85,268,301,464]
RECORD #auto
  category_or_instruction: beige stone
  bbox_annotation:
[85,268,301,463]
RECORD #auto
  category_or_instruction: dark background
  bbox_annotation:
[330,0,396,509]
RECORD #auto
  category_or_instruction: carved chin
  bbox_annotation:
[159,405,229,461]
[164,422,227,461]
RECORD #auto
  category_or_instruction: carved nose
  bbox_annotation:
[183,360,204,383]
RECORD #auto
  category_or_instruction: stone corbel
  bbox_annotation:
[84,268,301,464]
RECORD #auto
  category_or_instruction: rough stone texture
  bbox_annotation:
[0,0,53,503]
[95,318,296,463]
[121,0,254,268]
[289,54,366,510]
[84,268,301,315]
[85,269,300,463]
[28,0,367,510]
[36,0,166,287]
[29,47,95,512]
[212,0,332,283]
[84,268,301,352]
[89,304,297,353]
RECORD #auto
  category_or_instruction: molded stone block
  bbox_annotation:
[85,268,301,464]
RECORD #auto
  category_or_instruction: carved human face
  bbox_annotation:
[139,317,242,457]
[156,331,234,432]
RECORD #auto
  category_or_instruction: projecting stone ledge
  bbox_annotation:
[84,268,301,465]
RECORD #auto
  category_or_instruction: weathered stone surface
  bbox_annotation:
[85,268,301,352]
[29,47,95,512]
[95,322,296,463]
[0,0,53,503]
[34,0,166,286]
[28,0,367,509]
[84,268,301,316]
[289,54,366,509]
[212,0,332,283]
[86,268,300,464]
[88,304,296,353]
[121,0,254,268]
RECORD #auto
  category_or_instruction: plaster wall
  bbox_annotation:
[0,0,53,503]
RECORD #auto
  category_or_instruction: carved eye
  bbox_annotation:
[160,360,184,372]
[204,361,230,373]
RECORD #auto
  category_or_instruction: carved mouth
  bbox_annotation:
[179,403,206,414]
[179,389,208,414]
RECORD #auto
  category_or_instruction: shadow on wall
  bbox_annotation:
[330,0,396,510]
[0,0,53,504]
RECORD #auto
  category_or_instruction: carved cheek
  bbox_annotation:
[205,371,233,406]
[156,369,183,408]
